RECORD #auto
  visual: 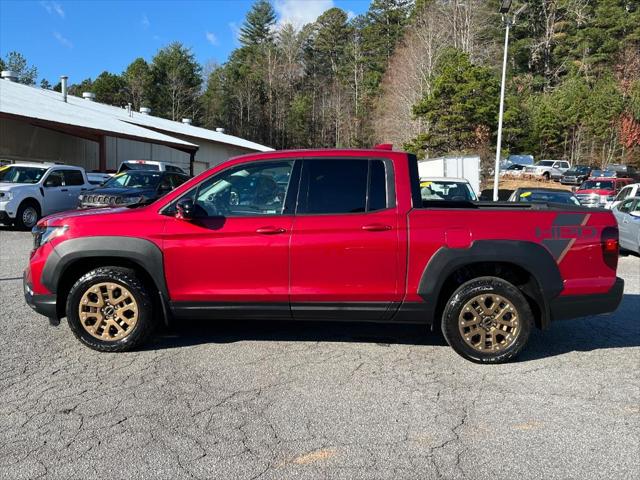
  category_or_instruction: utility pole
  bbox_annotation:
[492,1,526,201]
[493,13,511,201]
[492,0,513,201]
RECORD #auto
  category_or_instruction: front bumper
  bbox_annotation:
[23,272,58,319]
[0,201,17,221]
[550,277,624,321]
[560,177,582,185]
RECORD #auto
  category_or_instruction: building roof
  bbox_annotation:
[0,80,273,153]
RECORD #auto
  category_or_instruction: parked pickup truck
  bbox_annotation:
[0,163,93,229]
[524,160,571,180]
[24,148,624,363]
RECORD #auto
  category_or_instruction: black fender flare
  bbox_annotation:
[418,240,563,328]
[41,236,170,323]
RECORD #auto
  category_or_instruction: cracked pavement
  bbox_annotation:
[0,228,638,479]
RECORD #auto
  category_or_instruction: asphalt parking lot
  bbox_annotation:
[0,228,638,480]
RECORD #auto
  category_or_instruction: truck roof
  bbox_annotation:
[10,162,83,170]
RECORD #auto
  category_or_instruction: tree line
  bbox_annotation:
[2,0,639,166]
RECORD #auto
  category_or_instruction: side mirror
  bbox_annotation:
[176,198,195,220]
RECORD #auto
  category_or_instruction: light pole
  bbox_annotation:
[492,0,512,201]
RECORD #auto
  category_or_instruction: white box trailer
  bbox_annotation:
[417,155,481,197]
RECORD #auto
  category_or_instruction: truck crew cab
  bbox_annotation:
[24,148,624,363]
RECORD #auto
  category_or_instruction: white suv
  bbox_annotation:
[524,160,571,180]
[0,163,92,229]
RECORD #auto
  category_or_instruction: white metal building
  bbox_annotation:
[0,74,272,175]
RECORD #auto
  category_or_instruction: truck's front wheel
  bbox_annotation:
[66,267,155,352]
[16,201,40,230]
[441,277,533,364]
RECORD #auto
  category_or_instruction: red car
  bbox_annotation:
[24,147,624,363]
[575,177,634,208]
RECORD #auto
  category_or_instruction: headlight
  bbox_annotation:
[0,191,13,201]
[32,226,68,249]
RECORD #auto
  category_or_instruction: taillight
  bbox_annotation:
[601,226,619,269]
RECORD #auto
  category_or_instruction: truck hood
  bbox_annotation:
[0,182,33,191]
[83,187,157,197]
[40,206,139,226]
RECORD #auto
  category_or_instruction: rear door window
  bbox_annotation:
[62,169,85,186]
[368,160,387,212]
[298,159,388,214]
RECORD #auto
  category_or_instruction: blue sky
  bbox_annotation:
[0,0,370,84]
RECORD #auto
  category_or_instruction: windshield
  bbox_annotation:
[119,162,160,172]
[537,161,555,166]
[0,166,47,184]
[103,172,162,189]
[420,180,477,201]
[516,190,580,205]
[579,180,614,190]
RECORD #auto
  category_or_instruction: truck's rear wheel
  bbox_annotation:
[66,267,155,352]
[441,276,533,364]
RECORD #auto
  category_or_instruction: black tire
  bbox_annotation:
[542,172,550,181]
[441,276,533,364]
[15,200,40,230]
[66,267,155,352]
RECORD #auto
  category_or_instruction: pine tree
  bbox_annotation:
[405,49,501,157]
[239,0,277,47]
[150,42,202,121]
[1,51,38,85]
[123,58,152,111]
[92,71,127,106]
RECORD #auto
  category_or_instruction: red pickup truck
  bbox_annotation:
[24,148,624,363]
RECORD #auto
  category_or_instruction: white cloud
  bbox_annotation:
[141,14,150,28]
[53,31,72,48]
[274,0,334,30]
[40,1,65,19]
[205,31,219,46]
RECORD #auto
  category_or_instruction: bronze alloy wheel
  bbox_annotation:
[78,282,139,341]
[458,293,519,352]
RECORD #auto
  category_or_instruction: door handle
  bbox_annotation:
[362,224,392,232]
[256,226,286,234]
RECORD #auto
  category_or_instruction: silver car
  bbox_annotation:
[612,196,640,254]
